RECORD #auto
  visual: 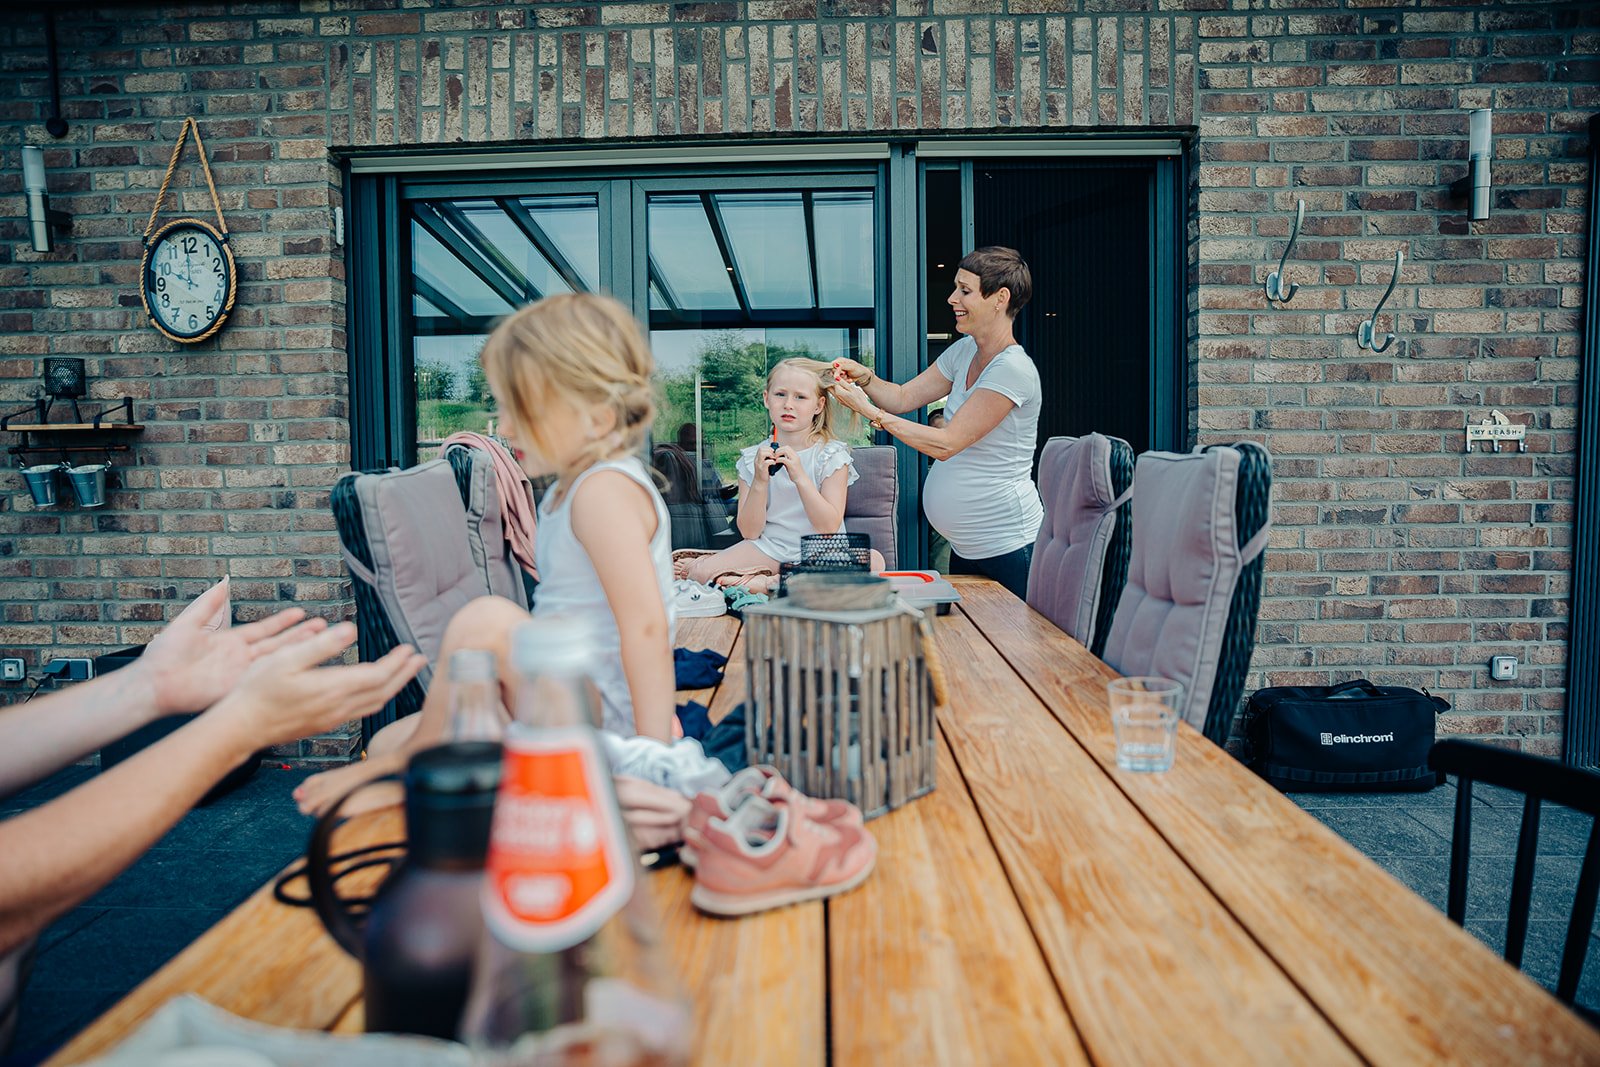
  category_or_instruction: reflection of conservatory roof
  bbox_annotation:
[411,196,597,335]
[411,191,874,336]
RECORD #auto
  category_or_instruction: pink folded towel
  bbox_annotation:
[440,431,538,580]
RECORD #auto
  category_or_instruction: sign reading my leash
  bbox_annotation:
[1464,409,1527,453]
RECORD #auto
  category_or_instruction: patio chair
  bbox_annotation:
[1427,739,1600,1018]
[1025,433,1134,657]
[843,444,899,570]
[331,446,532,746]
[1099,441,1272,746]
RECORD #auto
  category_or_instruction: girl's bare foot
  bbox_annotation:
[294,751,408,817]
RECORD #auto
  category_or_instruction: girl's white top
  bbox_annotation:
[735,438,859,563]
[922,335,1045,560]
[532,455,676,734]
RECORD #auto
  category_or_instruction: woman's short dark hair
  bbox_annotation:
[958,246,1032,319]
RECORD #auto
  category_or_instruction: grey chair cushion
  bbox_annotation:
[1100,447,1269,731]
[334,448,529,733]
[1026,434,1126,647]
[843,444,898,570]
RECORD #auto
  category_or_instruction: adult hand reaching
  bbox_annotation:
[133,577,325,718]
[830,358,873,387]
[209,621,426,750]
[828,376,878,420]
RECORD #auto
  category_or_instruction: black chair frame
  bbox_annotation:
[1200,440,1271,747]
[1428,738,1600,1011]
[1088,436,1135,659]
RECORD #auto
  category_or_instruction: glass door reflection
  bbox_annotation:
[645,187,878,511]
[408,193,600,458]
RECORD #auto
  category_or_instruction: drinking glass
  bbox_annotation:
[1107,677,1183,773]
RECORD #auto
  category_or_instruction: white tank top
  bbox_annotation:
[532,455,676,734]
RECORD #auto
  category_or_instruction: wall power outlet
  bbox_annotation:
[43,658,93,682]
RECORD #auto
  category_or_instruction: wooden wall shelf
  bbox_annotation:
[3,423,145,433]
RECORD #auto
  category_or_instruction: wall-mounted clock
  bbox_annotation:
[140,217,237,344]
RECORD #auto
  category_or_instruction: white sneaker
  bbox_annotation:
[673,578,727,617]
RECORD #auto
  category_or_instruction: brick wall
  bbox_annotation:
[0,2,1594,759]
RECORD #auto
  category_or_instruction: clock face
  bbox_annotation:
[142,220,235,341]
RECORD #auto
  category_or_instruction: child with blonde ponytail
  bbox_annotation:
[295,292,677,815]
[680,357,876,587]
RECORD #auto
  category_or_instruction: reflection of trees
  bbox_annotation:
[416,359,457,401]
[416,341,494,446]
[657,332,825,479]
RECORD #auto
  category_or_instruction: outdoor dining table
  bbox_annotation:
[46,577,1600,1065]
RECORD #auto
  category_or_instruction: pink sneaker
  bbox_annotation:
[688,794,876,917]
[680,766,863,868]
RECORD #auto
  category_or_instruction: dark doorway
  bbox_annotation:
[971,160,1166,457]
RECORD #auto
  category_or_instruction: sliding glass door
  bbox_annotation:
[347,144,1185,568]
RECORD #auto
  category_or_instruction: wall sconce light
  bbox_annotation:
[1448,108,1492,223]
[22,145,72,254]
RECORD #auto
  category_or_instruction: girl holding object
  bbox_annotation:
[679,358,876,586]
[296,292,677,815]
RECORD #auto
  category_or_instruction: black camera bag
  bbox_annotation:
[1244,679,1447,792]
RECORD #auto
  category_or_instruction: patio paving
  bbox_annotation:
[1,764,1595,1063]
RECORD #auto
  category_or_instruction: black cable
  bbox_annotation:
[21,678,48,703]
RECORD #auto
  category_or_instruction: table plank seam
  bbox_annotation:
[931,717,1092,1050]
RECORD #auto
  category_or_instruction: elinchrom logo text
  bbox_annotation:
[1319,731,1395,745]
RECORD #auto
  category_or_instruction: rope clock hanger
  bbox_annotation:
[139,117,238,345]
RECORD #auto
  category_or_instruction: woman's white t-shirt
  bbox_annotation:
[922,336,1044,560]
[735,438,858,563]
[532,455,675,735]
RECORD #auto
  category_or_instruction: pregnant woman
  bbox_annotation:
[830,246,1043,597]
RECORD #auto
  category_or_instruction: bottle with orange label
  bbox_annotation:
[458,615,690,1064]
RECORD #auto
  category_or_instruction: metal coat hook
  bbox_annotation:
[1357,249,1404,353]
[1264,199,1305,303]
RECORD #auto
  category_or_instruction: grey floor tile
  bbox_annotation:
[35,907,107,952]
[9,987,122,1062]
[1306,806,1452,857]
[1290,781,1458,809]
[1405,799,1597,860]
[1378,857,1450,912]
[25,907,227,993]
[0,765,95,818]
[1464,919,1600,1010]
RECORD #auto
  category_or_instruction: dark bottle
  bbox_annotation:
[308,741,502,1039]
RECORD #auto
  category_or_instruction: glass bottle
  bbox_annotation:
[356,742,500,1038]
[450,648,504,742]
[458,616,689,1065]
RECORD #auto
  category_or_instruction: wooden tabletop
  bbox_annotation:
[47,578,1600,1065]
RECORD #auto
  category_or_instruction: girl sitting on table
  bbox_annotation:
[296,291,679,815]
[677,358,882,590]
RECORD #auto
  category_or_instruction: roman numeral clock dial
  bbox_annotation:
[140,218,237,343]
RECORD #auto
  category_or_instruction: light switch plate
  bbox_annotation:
[0,658,23,682]
[1490,655,1518,681]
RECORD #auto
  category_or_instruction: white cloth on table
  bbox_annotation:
[600,732,732,797]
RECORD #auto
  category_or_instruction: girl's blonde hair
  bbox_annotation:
[480,292,657,486]
[766,356,858,443]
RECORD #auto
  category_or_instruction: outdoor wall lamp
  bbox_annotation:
[1448,108,1492,222]
[22,145,71,253]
